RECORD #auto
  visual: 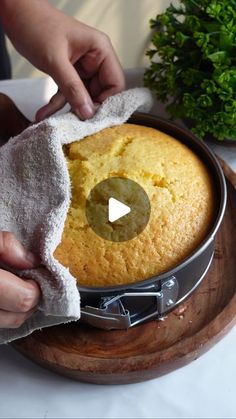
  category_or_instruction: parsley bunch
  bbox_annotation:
[144,0,236,141]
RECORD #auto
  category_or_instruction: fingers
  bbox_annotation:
[0,307,37,329]
[51,59,95,120]
[36,33,125,121]
[95,86,124,104]
[0,270,41,312]
[36,57,125,122]
[0,270,41,329]
[35,90,67,122]
[79,38,125,103]
[94,52,125,103]
[0,231,40,269]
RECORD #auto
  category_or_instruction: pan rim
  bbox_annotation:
[78,113,227,294]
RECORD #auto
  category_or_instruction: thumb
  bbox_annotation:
[51,59,95,120]
[0,231,40,269]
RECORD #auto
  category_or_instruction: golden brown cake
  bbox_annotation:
[54,124,214,287]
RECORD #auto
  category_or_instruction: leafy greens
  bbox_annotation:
[144,0,236,141]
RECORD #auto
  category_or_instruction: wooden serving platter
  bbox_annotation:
[1,92,235,384]
[12,178,236,384]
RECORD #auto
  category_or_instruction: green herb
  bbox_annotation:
[144,0,236,141]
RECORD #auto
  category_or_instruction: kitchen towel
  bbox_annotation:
[0,87,153,344]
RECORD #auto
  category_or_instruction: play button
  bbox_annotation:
[108,198,131,223]
[85,177,151,242]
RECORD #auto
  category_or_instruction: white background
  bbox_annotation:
[0,329,236,419]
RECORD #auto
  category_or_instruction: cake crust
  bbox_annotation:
[54,124,214,287]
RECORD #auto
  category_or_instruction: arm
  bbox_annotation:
[0,0,125,120]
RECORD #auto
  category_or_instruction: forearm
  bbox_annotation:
[0,0,48,22]
[0,0,62,70]
[0,0,51,43]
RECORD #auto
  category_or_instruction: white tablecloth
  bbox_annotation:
[0,71,235,419]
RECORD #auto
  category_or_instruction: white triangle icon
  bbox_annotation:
[108,197,131,223]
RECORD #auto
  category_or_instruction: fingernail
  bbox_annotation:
[78,104,94,120]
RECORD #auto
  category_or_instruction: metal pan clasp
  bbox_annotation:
[80,276,179,330]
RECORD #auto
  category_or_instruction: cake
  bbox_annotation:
[54,123,214,287]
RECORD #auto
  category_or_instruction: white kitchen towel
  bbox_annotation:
[0,88,153,344]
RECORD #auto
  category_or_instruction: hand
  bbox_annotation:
[1,0,125,121]
[0,231,41,329]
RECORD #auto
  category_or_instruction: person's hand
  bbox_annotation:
[1,0,125,121]
[0,231,41,329]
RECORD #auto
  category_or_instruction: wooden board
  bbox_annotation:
[12,179,236,384]
[1,92,235,384]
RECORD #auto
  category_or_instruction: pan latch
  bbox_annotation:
[80,276,179,330]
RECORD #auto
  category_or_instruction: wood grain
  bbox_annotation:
[12,179,236,384]
[1,92,235,384]
[217,156,236,189]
